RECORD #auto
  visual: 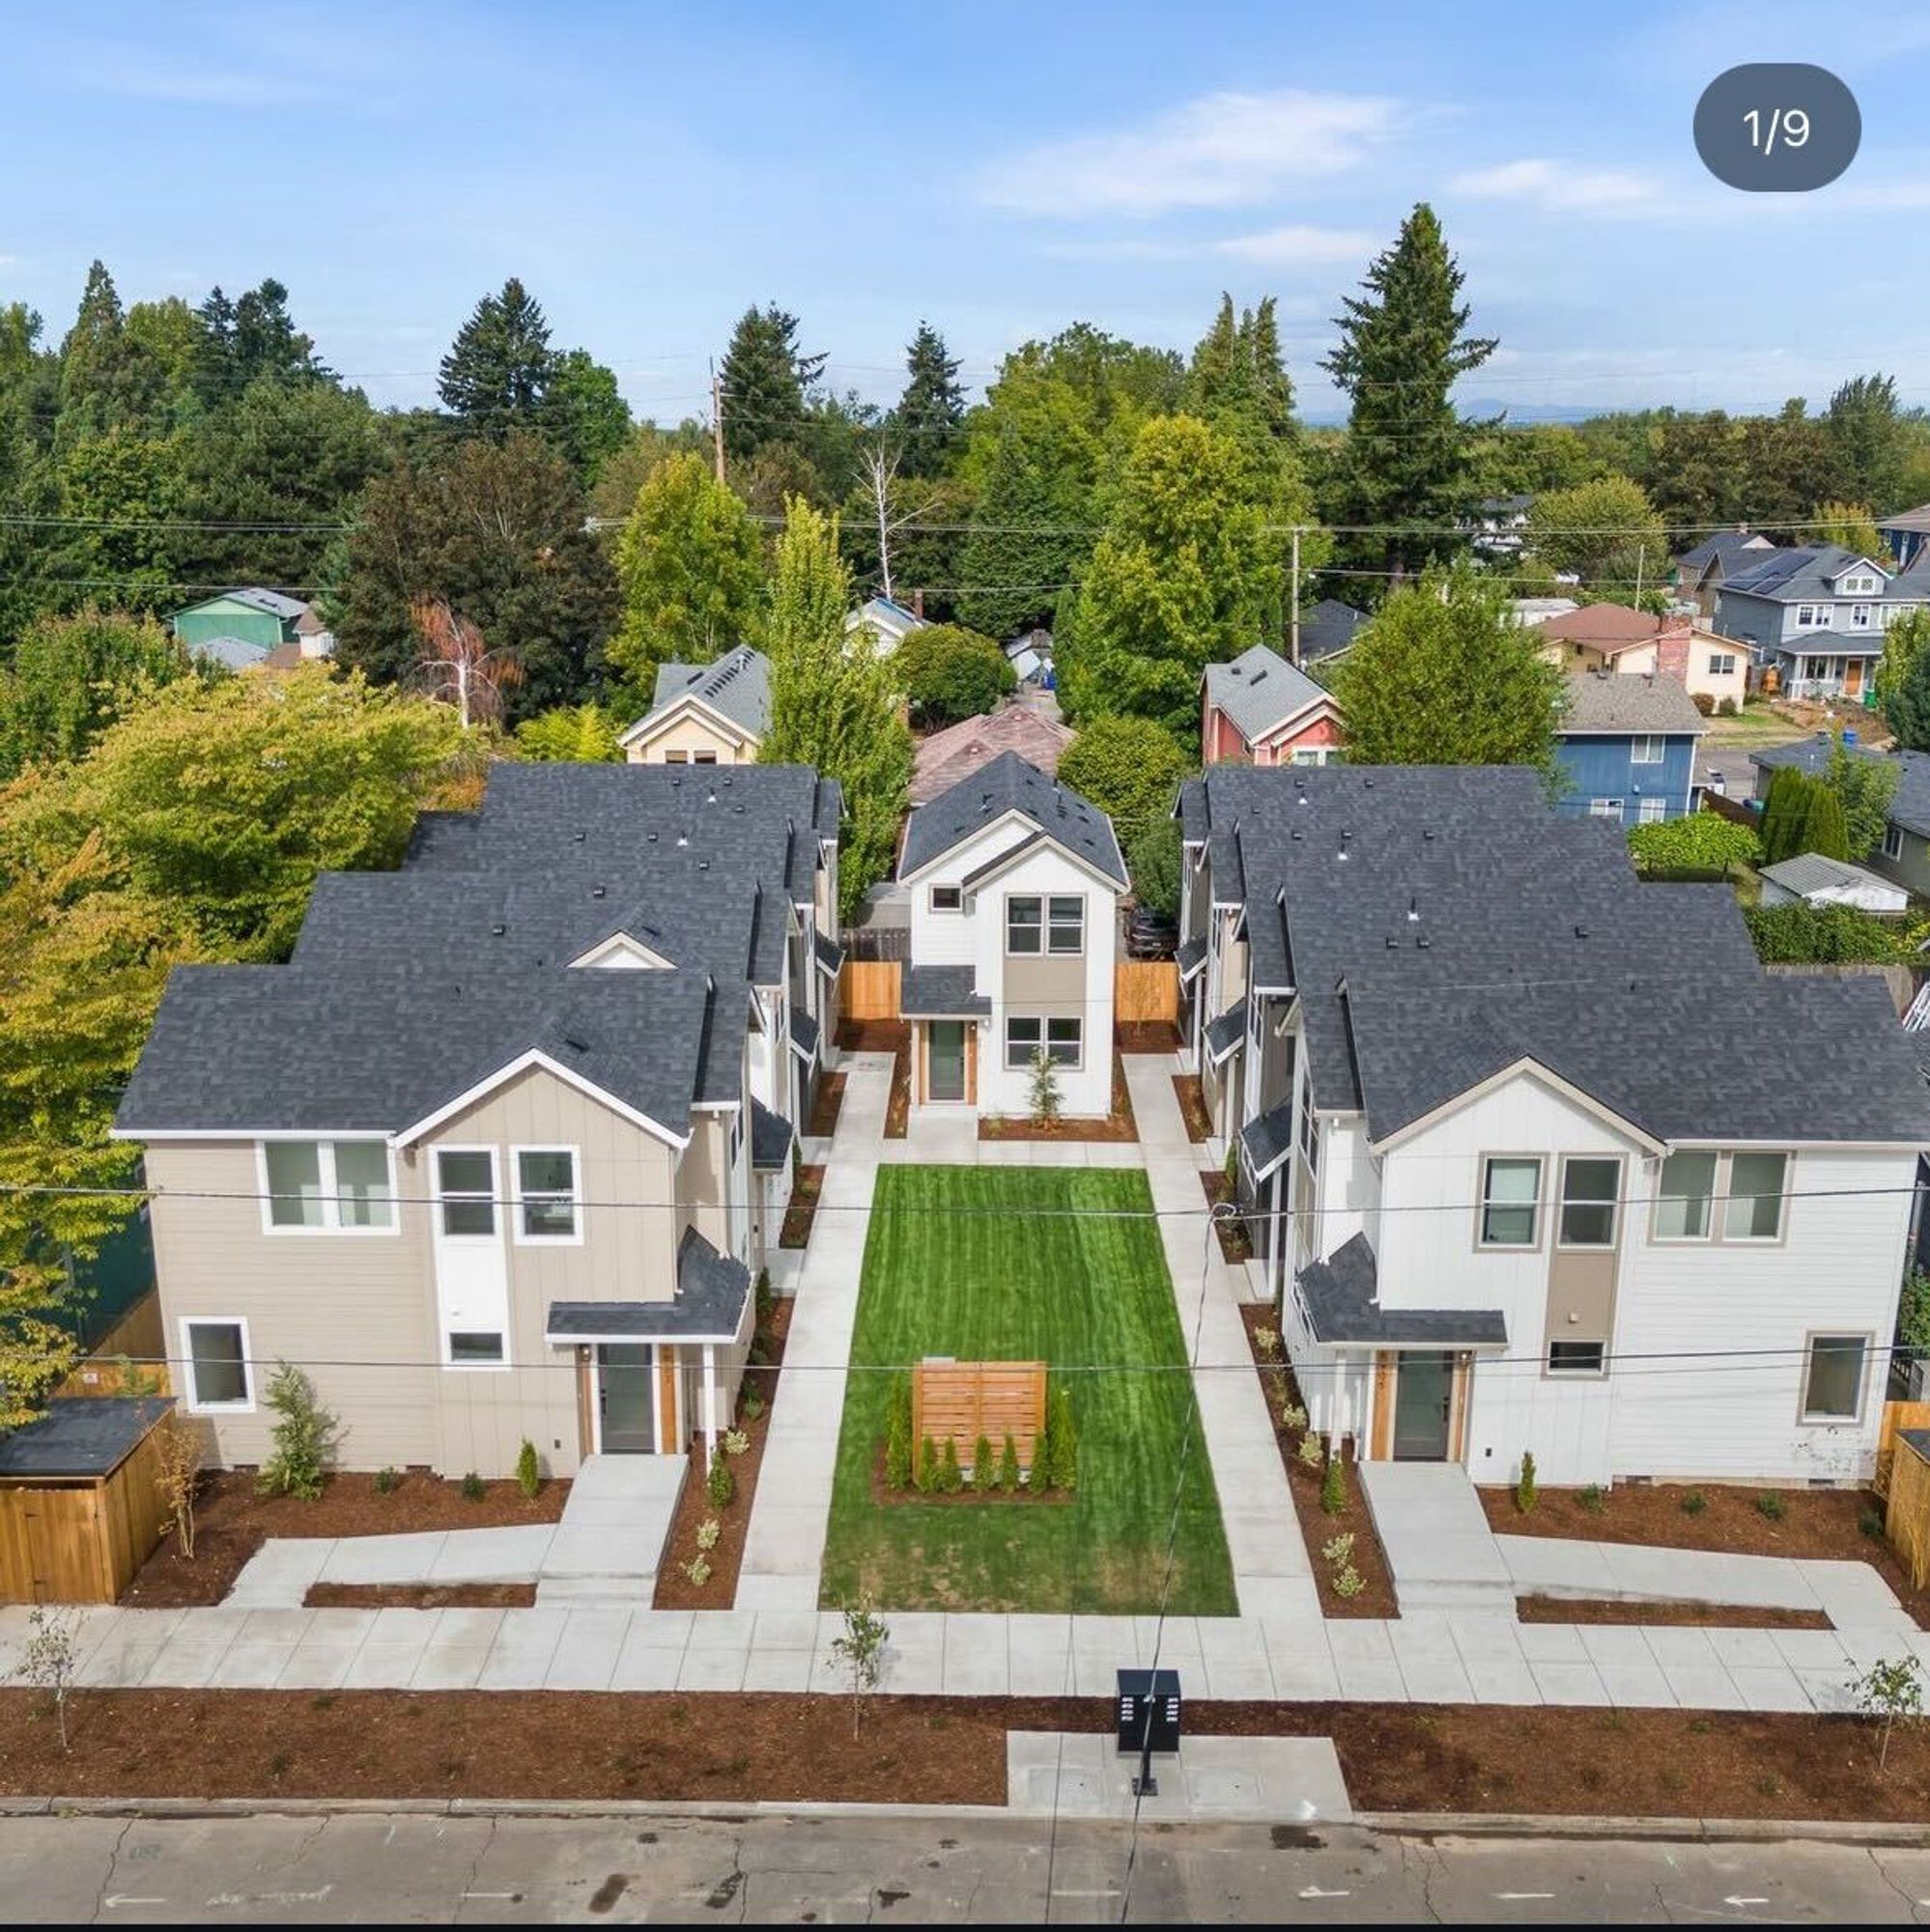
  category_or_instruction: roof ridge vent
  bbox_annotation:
[1406,896,1419,923]
[561,1034,590,1054]
[591,885,606,899]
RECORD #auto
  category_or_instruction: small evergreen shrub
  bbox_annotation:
[1320,1448,1346,1517]
[939,1436,963,1493]
[515,1438,540,1500]
[1046,1384,1079,1492]
[1031,1415,1053,1492]
[1027,1047,1063,1124]
[1321,1530,1356,1567]
[972,1433,996,1493]
[1861,1507,1887,1540]
[997,1433,1020,1492]
[1756,1490,1786,1521]
[682,1553,713,1587]
[917,1435,941,1494]
[1252,1326,1280,1359]
[707,1457,736,1508]
[723,1428,750,1458]
[374,1465,401,1495]
[461,1471,486,1502]
[1515,1451,1537,1515]
[255,1361,336,1501]
[741,1387,766,1423]
[1682,1489,1707,1518]
[884,1377,913,1490]
[1578,1483,1607,1515]
[1280,1401,1308,1435]
[754,1267,775,1327]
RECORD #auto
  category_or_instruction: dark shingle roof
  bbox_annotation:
[1751,739,1930,838]
[632,645,771,742]
[1675,531,1778,574]
[751,1099,793,1171]
[789,1006,820,1061]
[899,965,991,1018]
[814,928,845,976]
[1205,999,1247,1064]
[0,1398,173,1478]
[1721,545,1930,606]
[1298,1235,1508,1347]
[1558,671,1707,736]
[1297,599,1369,664]
[899,752,1126,887]
[545,1228,751,1342]
[1239,1099,1295,1180]
[1203,644,1332,745]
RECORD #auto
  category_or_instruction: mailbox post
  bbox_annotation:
[1116,1667,1181,1797]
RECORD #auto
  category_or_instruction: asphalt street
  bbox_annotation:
[7,1808,1930,1922]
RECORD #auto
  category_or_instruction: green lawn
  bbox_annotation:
[817,1164,1236,1616]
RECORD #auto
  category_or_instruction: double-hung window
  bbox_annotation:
[1047,895,1084,954]
[1588,798,1624,819]
[1802,1334,1869,1422]
[1637,796,1667,824]
[1654,1150,1717,1239]
[1557,1156,1620,1248]
[1630,734,1665,765]
[263,1140,394,1233]
[1851,603,1873,628]
[1006,1015,1081,1068]
[436,1150,497,1237]
[1480,1157,1542,1247]
[1007,896,1042,954]
[1709,652,1736,676]
[1724,1150,1788,1240]
[514,1148,579,1241]
[182,1318,252,1411]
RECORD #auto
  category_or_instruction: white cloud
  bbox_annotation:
[1037,224,1376,268]
[1450,158,1666,215]
[978,88,1400,217]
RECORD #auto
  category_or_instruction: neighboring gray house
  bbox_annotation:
[618,645,771,766]
[1295,599,1369,668]
[115,761,843,1482]
[1750,734,1930,902]
[1712,546,1930,699]
[1670,530,1778,619]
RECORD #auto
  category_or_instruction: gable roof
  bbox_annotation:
[898,750,1127,887]
[186,635,270,671]
[844,596,923,638]
[623,645,770,746]
[1881,503,1930,536]
[1176,762,1930,1150]
[117,762,843,1139]
[1675,530,1776,574]
[1558,670,1707,737]
[1536,602,1673,650]
[1759,852,1906,901]
[1203,644,1335,745]
[1751,736,1930,839]
[1297,599,1369,664]
[1721,544,1930,605]
[910,702,1072,806]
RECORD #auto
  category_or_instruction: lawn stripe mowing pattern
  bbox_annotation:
[818,1165,1237,1617]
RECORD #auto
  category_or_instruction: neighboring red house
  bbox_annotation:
[1200,645,1344,766]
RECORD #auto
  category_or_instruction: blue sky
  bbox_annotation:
[5,0,1930,421]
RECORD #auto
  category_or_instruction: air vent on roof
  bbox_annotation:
[676,835,688,848]
[1575,923,1589,939]
[707,789,718,806]
[1362,777,1375,788]
[1251,668,1266,686]
[1422,828,1435,841]
[591,885,607,899]
[1407,896,1419,923]
[574,830,586,842]
[562,1034,590,1054]
[491,923,506,937]
[1416,935,1431,950]
[697,860,710,871]
[1385,935,1398,949]
[646,831,658,842]
[1290,828,1303,840]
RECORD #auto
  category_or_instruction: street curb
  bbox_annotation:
[1358,1810,1930,1847]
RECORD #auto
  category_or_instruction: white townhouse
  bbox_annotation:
[895,752,1124,1120]
[1178,763,1930,1489]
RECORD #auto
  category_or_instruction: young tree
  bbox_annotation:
[411,595,524,729]
[1333,562,1564,770]
[17,1606,83,1750]
[154,1409,203,1559]
[894,320,965,476]
[893,623,1013,728]
[257,1360,336,1499]
[1851,1654,1924,1773]
[1812,499,1888,561]
[1125,818,1182,920]
[758,498,914,921]
[609,453,765,693]
[0,606,187,776]
[331,432,618,719]
[1058,412,1281,739]
[1825,737,1901,861]
[1879,609,1930,721]
[1028,1046,1063,1124]
[1320,205,1497,582]
[830,1605,890,1737]
[1525,474,1668,599]
[514,702,624,763]
[719,303,826,466]
[1057,716,1191,831]
[438,277,556,431]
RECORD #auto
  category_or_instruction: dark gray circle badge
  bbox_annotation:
[1694,64,1859,191]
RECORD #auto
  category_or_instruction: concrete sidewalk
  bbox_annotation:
[1361,1463,1516,1616]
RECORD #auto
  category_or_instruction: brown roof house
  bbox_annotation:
[1534,602,1746,713]
[910,701,1072,806]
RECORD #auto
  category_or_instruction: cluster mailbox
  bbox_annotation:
[1115,1667,1182,1756]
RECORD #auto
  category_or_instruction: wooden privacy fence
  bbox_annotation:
[839,959,902,1023]
[1875,1400,1930,1499]
[1115,960,1179,1026]
[912,1359,1047,1476]
[1885,1425,1930,1588]
[57,1288,170,1400]
[0,1397,173,1605]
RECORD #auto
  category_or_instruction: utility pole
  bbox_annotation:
[710,360,725,485]
[1634,543,1645,608]
[1290,526,1303,666]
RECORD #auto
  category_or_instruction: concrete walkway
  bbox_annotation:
[1360,1463,1516,1616]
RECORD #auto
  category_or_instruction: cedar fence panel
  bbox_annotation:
[1114,961,1179,1026]
[839,960,902,1023]
[912,1360,1047,1475]
[1887,1433,1930,1588]
[1875,1401,1930,1499]
[58,1289,170,1400]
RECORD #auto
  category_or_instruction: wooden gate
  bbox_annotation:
[912,1359,1047,1475]
[839,960,902,1022]
[1115,961,1179,1025]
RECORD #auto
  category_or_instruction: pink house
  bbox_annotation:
[1201,644,1345,766]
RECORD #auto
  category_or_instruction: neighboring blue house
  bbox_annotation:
[1554,670,1707,826]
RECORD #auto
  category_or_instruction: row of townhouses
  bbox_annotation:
[1179,762,1930,1487]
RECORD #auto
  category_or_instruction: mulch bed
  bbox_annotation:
[1517,1594,1831,1630]
[1116,1021,1181,1054]
[1241,1307,1400,1621]
[886,1041,910,1138]
[1200,1170,1252,1263]
[836,1018,907,1054]
[779,1164,824,1249]
[11,1691,1930,1820]
[807,1071,846,1139]
[1480,1481,1927,1629]
[122,1471,570,1610]
[978,1053,1138,1142]
[651,1299,790,1611]
[306,1582,537,1610]
[1171,1074,1212,1143]
[866,1442,1069,1506]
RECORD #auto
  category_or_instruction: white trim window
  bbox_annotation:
[513,1147,580,1242]
[1802,1334,1869,1422]
[1724,1150,1789,1240]
[1007,895,1042,955]
[436,1148,498,1237]
[1480,1156,1542,1248]
[1006,1015,1081,1069]
[447,1330,505,1367]
[1708,652,1737,676]
[1796,604,1825,628]
[1587,798,1624,819]
[261,1139,395,1234]
[1557,1156,1620,1249]
[1851,603,1873,629]
[1884,823,1904,861]
[1654,1150,1717,1240]
[182,1318,253,1411]
[929,884,962,912]
[1047,895,1085,955]
[1637,796,1667,824]
[1630,735,1665,766]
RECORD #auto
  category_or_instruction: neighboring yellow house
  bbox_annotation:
[1534,603,1748,712]
[619,645,769,766]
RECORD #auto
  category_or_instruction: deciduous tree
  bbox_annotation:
[0,606,188,776]
[1526,474,1668,601]
[893,623,1013,728]
[1057,715,1190,832]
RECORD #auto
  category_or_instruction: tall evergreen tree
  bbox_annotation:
[894,320,964,476]
[1320,205,1496,584]
[1826,373,1908,513]
[719,303,826,466]
[56,261,171,442]
[438,277,556,431]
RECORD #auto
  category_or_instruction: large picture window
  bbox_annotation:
[183,1319,252,1411]
[263,1140,394,1233]
[1479,1157,1542,1247]
[1802,1334,1868,1422]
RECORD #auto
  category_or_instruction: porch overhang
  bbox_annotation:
[1297,1234,1508,1350]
